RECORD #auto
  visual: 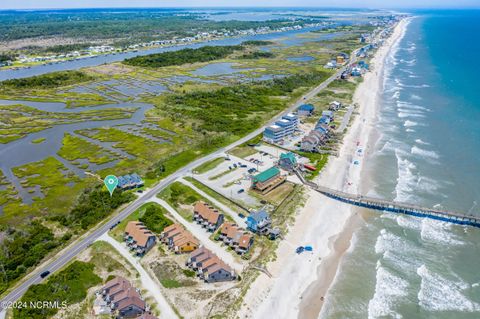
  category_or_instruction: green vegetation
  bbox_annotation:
[162,71,331,135]
[0,221,69,295]
[51,185,135,230]
[158,182,205,221]
[139,204,173,233]
[240,51,275,59]
[0,104,134,144]
[0,10,319,46]
[193,157,225,174]
[0,71,93,89]
[13,261,101,319]
[58,133,116,165]
[31,137,46,144]
[152,260,196,289]
[241,40,274,46]
[296,151,329,180]
[124,45,242,68]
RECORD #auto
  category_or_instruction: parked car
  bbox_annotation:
[237,189,245,194]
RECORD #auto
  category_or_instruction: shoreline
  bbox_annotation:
[236,18,410,319]
[300,17,411,319]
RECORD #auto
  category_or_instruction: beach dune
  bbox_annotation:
[237,18,410,319]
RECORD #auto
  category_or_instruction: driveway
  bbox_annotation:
[97,233,178,319]
[148,197,244,272]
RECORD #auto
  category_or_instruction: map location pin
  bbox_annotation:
[104,175,119,196]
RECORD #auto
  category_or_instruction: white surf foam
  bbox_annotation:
[420,218,465,246]
[417,265,479,312]
[411,145,440,160]
[368,261,409,319]
[415,139,430,145]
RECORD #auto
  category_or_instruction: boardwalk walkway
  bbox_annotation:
[294,169,480,228]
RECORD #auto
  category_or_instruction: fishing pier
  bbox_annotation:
[294,169,480,228]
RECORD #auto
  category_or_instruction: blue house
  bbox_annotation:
[117,173,144,190]
[246,210,271,234]
[319,116,331,125]
[298,104,315,116]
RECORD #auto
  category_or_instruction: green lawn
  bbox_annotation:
[193,157,225,174]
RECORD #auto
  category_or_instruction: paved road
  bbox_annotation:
[97,233,178,319]
[0,62,350,313]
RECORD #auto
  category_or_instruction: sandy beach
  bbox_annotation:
[237,18,410,319]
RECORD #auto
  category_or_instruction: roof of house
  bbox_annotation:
[117,292,145,312]
[280,152,296,164]
[162,223,184,236]
[125,221,155,247]
[103,276,129,292]
[248,210,270,223]
[220,222,238,235]
[238,234,253,249]
[173,232,199,248]
[252,167,280,183]
[194,202,222,225]
[189,247,233,275]
[299,104,315,111]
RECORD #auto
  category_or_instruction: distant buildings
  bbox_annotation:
[124,221,156,256]
[300,103,338,153]
[118,173,144,190]
[193,202,224,232]
[263,113,298,144]
[160,224,199,254]
[186,246,236,283]
[100,276,150,318]
[329,101,342,111]
[251,166,286,194]
[217,222,254,255]
[298,104,315,117]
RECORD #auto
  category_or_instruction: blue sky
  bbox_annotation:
[1,0,479,9]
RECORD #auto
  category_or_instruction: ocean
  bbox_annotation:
[320,11,480,319]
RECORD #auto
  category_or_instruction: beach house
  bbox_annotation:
[329,101,342,111]
[217,222,254,255]
[246,210,272,234]
[322,110,334,119]
[186,246,236,283]
[193,202,224,231]
[251,166,286,194]
[301,130,327,152]
[117,173,144,190]
[101,276,147,318]
[124,221,156,256]
[298,104,315,116]
[160,224,199,254]
[278,152,298,171]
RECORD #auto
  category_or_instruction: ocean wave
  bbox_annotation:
[394,151,418,202]
[375,229,408,255]
[396,215,422,230]
[403,120,418,127]
[411,145,440,160]
[392,90,400,99]
[420,218,465,246]
[415,139,430,145]
[417,265,479,312]
[397,101,430,111]
[410,94,422,100]
[398,112,425,119]
[368,261,409,319]
[406,128,415,133]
